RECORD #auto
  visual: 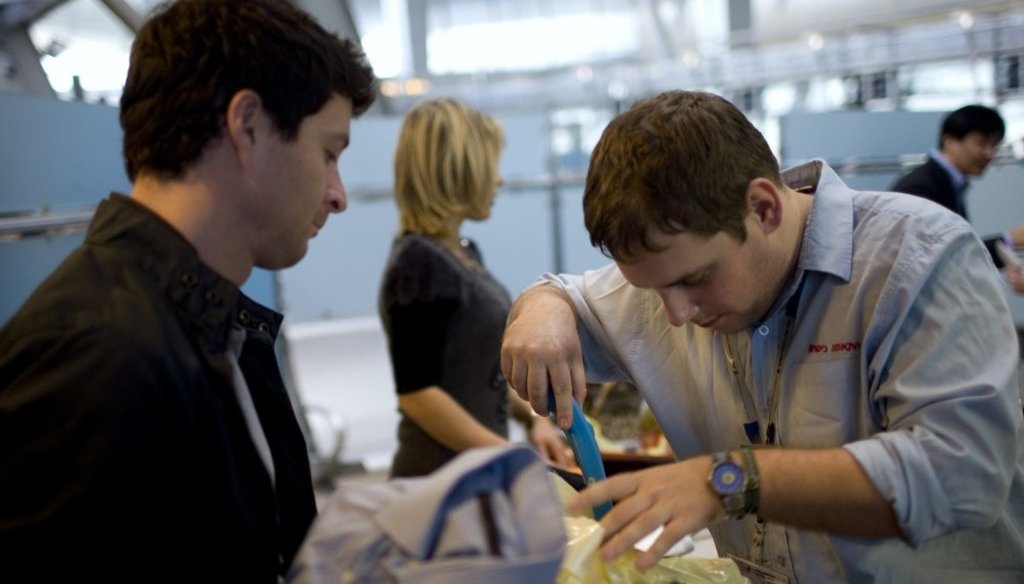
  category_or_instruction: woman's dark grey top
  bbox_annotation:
[378,233,512,477]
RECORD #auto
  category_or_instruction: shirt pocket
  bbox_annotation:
[783,356,862,447]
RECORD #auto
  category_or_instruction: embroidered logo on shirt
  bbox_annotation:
[808,341,861,354]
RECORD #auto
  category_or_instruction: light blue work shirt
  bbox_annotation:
[537,160,1024,583]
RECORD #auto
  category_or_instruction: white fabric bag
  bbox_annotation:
[287,445,566,584]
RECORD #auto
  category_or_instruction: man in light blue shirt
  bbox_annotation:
[501,90,1023,582]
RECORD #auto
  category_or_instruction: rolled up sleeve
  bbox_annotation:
[846,227,1021,545]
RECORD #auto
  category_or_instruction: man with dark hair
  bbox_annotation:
[0,0,375,581]
[891,104,1022,269]
[502,91,1023,582]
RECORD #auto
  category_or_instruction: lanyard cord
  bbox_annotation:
[722,333,761,443]
[722,315,794,570]
[721,316,793,445]
[721,283,802,570]
[721,281,802,446]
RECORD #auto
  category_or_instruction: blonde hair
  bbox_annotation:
[393,99,504,237]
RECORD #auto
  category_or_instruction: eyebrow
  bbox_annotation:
[666,264,710,287]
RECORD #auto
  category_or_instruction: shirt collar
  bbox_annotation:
[929,148,968,192]
[750,160,853,325]
[791,159,855,283]
[758,159,856,323]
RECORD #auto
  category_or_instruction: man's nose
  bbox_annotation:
[659,289,700,327]
[327,168,347,213]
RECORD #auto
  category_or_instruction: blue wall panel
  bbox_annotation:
[0,93,273,324]
[781,109,1024,325]
[1,102,559,326]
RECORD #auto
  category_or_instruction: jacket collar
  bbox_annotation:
[86,194,282,352]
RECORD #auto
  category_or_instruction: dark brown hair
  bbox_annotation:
[120,0,376,181]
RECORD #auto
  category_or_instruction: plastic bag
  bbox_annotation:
[550,475,750,584]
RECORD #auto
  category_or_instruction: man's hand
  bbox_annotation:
[996,239,1024,294]
[1004,265,1024,294]
[1008,223,1024,247]
[566,457,721,570]
[501,286,588,429]
[528,415,571,467]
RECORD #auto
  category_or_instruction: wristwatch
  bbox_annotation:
[708,445,760,519]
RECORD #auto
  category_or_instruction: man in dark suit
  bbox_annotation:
[891,104,1020,269]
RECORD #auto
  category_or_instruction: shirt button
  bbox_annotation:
[757,325,770,336]
[776,555,788,568]
[179,272,198,287]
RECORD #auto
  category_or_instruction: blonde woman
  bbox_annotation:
[378,99,567,477]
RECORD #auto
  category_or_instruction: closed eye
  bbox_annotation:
[677,269,710,287]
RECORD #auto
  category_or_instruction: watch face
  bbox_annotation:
[711,461,745,495]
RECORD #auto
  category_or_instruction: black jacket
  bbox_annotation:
[0,195,316,582]
[891,156,1005,267]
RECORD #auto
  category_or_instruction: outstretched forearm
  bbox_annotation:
[570,446,903,570]
[756,447,902,538]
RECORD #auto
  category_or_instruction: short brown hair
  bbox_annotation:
[583,90,781,262]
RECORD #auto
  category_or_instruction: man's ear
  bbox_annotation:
[224,89,263,156]
[746,177,783,234]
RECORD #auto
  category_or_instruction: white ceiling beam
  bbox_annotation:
[2,25,54,96]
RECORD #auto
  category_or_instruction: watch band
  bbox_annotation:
[737,444,760,517]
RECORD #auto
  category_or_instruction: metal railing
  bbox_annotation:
[3,155,1022,241]
[0,206,96,241]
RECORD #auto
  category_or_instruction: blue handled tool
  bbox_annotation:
[550,389,612,519]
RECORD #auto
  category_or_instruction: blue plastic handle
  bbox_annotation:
[549,390,612,519]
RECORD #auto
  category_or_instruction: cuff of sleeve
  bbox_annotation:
[843,434,954,546]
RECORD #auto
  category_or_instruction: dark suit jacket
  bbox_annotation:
[891,156,1006,267]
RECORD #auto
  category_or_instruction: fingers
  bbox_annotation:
[566,473,636,518]
[502,321,585,426]
[634,519,691,570]
[502,286,586,424]
[525,362,552,416]
[1004,266,1024,294]
[545,439,571,467]
[500,316,529,404]
[570,360,588,419]
[546,362,578,429]
[594,493,692,569]
[501,342,547,414]
[567,462,711,570]
[499,346,516,397]
[591,481,663,559]
[1009,223,1024,247]
[530,418,571,467]
[541,429,570,467]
